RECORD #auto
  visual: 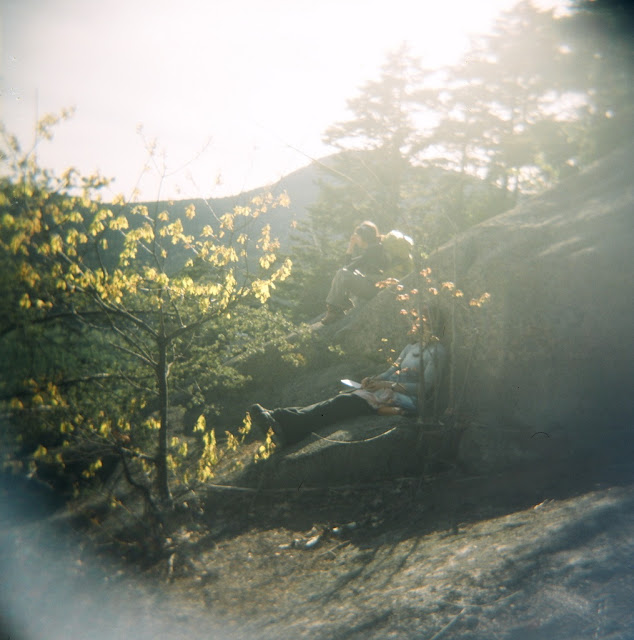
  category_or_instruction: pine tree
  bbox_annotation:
[560,0,634,161]
[436,1,578,208]
[283,45,426,319]
[317,44,425,231]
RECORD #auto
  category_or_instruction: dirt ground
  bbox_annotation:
[2,442,633,640]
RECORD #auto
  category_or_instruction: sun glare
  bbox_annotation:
[1,0,568,201]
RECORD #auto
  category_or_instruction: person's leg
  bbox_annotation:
[325,268,351,309]
[322,268,350,324]
[326,269,377,306]
[345,270,378,302]
[324,269,376,323]
[271,393,374,445]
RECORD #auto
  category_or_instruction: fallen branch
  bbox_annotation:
[427,608,465,640]
[310,427,397,445]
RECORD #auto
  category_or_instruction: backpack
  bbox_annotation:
[382,230,414,278]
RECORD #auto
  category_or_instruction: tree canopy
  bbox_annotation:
[280,0,631,318]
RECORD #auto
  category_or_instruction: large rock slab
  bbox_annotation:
[430,143,634,469]
[310,143,634,476]
[230,417,464,489]
[233,143,634,487]
[450,149,631,401]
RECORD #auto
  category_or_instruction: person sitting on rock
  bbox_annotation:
[248,317,446,448]
[321,221,388,325]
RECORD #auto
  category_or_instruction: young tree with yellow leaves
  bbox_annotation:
[0,120,292,508]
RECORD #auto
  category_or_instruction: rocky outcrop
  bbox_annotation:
[236,142,634,487]
[232,416,463,489]
[430,143,634,470]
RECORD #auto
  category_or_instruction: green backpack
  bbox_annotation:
[383,230,414,278]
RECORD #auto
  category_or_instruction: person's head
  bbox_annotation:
[353,221,380,247]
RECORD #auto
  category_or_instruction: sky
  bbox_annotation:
[1,0,568,202]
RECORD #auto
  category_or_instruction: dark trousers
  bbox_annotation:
[271,393,375,445]
[325,268,378,308]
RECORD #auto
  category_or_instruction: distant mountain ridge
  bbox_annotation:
[137,159,326,252]
[130,153,504,261]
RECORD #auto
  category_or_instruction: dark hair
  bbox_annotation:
[354,221,380,244]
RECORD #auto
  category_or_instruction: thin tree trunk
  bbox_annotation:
[415,254,426,425]
[156,335,172,506]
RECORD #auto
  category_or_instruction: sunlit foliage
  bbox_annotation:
[0,118,292,508]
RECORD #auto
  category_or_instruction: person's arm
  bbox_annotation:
[363,345,409,390]
[343,233,362,266]
[393,380,418,395]
[361,376,415,396]
[344,249,367,270]
[422,343,447,391]
[373,344,407,381]
[373,364,398,382]
[378,344,422,396]
[383,344,445,397]
[345,243,384,273]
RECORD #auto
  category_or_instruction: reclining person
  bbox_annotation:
[321,221,387,325]
[249,317,446,448]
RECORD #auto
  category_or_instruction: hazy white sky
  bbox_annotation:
[1,0,567,202]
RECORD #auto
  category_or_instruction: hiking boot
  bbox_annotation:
[248,404,286,448]
[321,304,345,325]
